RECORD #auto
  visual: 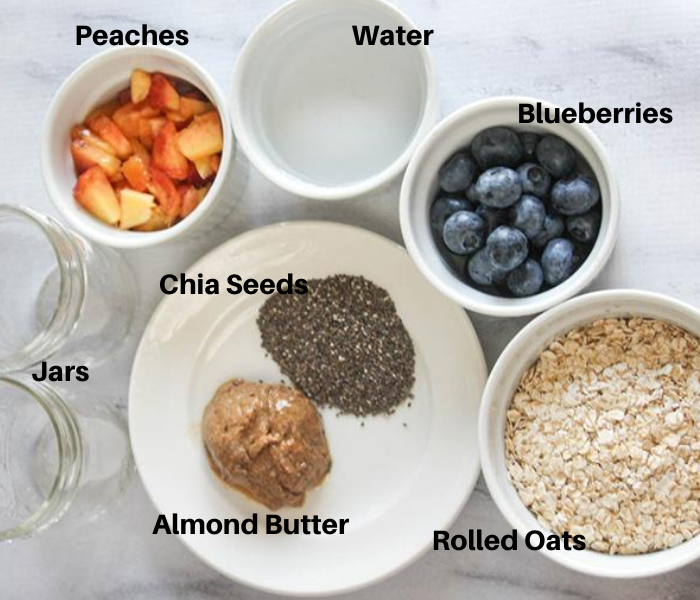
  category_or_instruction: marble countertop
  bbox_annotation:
[2,0,700,597]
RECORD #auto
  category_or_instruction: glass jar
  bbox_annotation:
[0,205,136,374]
[0,375,133,540]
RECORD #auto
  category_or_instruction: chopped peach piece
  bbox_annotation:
[129,138,150,164]
[137,116,167,150]
[132,206,170,231]
[193,156,214,180]
[88,115,133,159]
[130,69,152,104]
[178,184,209,218]
[122,155,151,191]
[74,166,121,225]
[148,73,180,112]
[192,154,221,181]
[112,102,159,139]
[176,112,223,161]
[152,121,189,180]
[148,167,182,221]
[179,96,213,120]
[119,188,155,229]
[70,139,122,178]
[70,126,116,155]
[137,121,153,149]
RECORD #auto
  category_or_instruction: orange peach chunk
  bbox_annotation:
[70,139,122,178]
[176,112,223,161]
[130,69,152,104]
[74,166,121,225]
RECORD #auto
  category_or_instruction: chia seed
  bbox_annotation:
[257,275,416,417]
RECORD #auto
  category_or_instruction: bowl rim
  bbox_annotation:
[478,288,700,577]
[41,45,234,248]
[229,0,439,201]
[399,95,621,317]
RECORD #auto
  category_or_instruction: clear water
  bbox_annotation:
[254,11,428,187]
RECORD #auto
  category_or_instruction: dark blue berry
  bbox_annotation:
[520,132,540,161]
[507,259,544,297]
[474,167,522,208]
[531,214,565,248]
[485,226,529,271]
[551,174,600,215]
[542,238,575,285]
[442,211,486,255]
[471,127,523,169]
[430,195,473,237]
[476,204,509,234]
[517,162,551,197]
[536,135,576,178]
[439,152,476,193]
[467,249,508,286]
[510,195,546,240]
[566,209,601,244]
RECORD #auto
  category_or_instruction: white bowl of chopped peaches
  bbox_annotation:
[42,46,234,247]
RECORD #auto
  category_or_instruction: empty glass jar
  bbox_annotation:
[0,375,133,540]
[0,205,136,374]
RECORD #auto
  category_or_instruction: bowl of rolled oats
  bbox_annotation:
[479,289,700,577]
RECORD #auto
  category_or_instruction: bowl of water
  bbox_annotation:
[230,0,438,200]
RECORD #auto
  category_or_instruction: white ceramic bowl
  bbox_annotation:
[230,0,439,200]
[42,46,235,248]
[400,96,620,317]
[479,289,700,578]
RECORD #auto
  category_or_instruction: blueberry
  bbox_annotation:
[471,127,523,169]
[531,214,565,247]
[474,167,522,208]
[439,152,477,193]
[520,132,540,161]
[467,249,508,286]
[476,204,509,234]
[431,195,473,236]
[536,135,576,178]
[551,174,600,215]
[510,195,546,240]
[517,162,551,197]
[566,209,601,244]
[507,259,544,297]
[485,226,529,271]
[541,238,575,285]
[442,211,486,255]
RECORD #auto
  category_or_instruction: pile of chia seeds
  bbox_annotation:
[257,275,415,417]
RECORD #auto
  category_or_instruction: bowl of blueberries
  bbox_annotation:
[400,96,620,317]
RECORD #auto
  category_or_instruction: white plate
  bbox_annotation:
[129,221,486,596]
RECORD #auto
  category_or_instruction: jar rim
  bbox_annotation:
[0,205,86,373]
[0,375,83,540]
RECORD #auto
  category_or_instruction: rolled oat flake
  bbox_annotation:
[257,275,415,417]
